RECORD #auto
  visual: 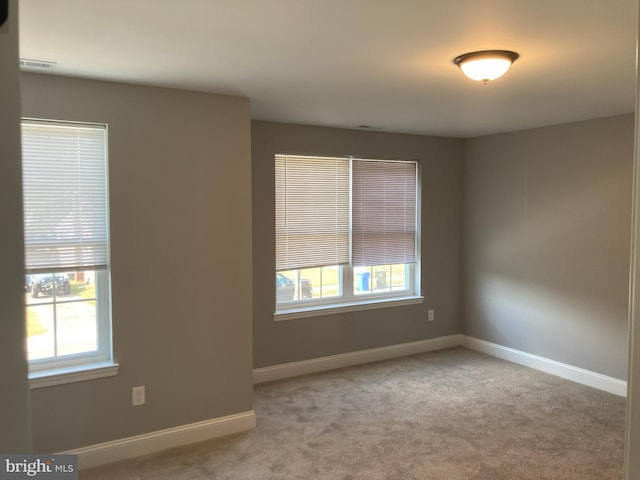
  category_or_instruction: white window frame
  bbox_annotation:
[274,155,423,320]
[21,118,117,387]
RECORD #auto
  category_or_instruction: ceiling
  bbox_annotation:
[18,0,638,138]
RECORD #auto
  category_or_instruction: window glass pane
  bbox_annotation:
[55,300,98,356]
[320,266,341,298]
[391,264,408,291]
[277,266,342,303]
[297,268,316,300]
[372,266,391,293]
[300,266,341,299]
[68,270,97,301]
[354,264,411,295]
[276,271,297,303]
[25,270,99,361]
[26,304,55,360]
[354,266,372,295]
[28,272,71,299]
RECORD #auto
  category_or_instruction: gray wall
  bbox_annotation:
[0,0,31,453]
[21,73,253,453]
[625,10,640,475]
[625,112,640,476]
[463,114,634,380]
[252,121,463,368]
[11,74,636,454]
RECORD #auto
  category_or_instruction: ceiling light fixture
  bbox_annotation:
[453,50,519,84]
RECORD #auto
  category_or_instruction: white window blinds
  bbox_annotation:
[275,154,350,270]
[21,119,109,272]
[352,159,417,266]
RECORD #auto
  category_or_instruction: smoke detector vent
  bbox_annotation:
[19,58,57,71]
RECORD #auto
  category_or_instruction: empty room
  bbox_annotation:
[2,1,640,479]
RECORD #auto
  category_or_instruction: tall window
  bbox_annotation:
[275,154,419,312]
[21,119,112,374]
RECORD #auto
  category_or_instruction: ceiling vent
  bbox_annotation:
[19,58,56,71]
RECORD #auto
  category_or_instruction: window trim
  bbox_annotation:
[21,118,115,380]
[29,362,119,389]
[274,295,424,321]
[275,154,422,315]
[26,269,113,375]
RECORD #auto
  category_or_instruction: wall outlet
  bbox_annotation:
[428,309,435,322]
[132,386,145,407]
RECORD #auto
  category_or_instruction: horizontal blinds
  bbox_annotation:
[275,154,350,270]
[352,159,417,267]
[21,120,109,272]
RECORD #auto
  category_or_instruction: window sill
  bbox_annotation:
[29,362,119,389]
[274,295,424,321]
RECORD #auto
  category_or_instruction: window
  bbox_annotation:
[275,154,420,315]
[21,119,113,378]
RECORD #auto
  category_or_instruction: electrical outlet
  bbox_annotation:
[428,309,435,322]
[132,386,145,407]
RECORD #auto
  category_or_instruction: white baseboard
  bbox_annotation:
[254,333,627,397]
[253,334,463,384]
[67,336,623,469]
[65,410,256,470]
[462,336,627,397]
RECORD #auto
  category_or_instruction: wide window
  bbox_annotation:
[21,119,113,376]
[275,154,420,314]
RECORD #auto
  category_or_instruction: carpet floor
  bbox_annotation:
[81,347,626,479]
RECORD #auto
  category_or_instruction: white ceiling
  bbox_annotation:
[18,0,638,138]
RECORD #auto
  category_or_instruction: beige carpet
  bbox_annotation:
[81,348,626,479]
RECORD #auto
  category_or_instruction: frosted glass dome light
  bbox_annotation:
[453,50,520,84]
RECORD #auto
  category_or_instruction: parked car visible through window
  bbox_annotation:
[30,274,71,298]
